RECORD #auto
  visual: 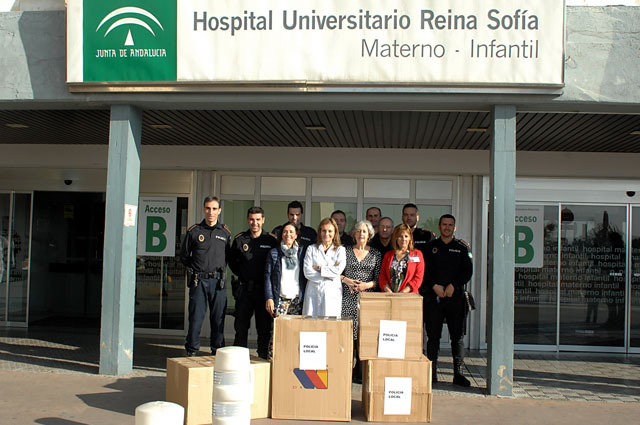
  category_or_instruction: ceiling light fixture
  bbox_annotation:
[466,127,488,133]
[5,123,29,128]
[630,130,640,135]
[305,125,326,131]
[150,124,172,129]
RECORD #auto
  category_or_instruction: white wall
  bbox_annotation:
[0,0,65,12]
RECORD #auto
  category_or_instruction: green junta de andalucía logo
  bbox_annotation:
[83,0,177,82]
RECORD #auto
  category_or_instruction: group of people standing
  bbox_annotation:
[180,198,473,387]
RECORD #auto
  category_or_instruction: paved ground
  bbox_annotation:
[1,323,639,424]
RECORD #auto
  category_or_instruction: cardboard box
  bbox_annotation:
[166,357,213,425]
[362,356,432,423]
[166,355,272,424]
[359,292,423,360]
[271,315,353,421]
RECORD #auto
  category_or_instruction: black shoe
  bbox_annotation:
[186,351,197,357]
[453,373,471,387]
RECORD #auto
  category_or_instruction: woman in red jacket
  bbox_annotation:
[378,224,424,293]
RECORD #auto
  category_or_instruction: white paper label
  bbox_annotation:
[377,320,407,359]
[124,204,137,227]
[384,377,412,415]
[299,332,327,370]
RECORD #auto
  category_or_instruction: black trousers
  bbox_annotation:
[424,295,466,364]
[185,277,227,354]
[233,284,272,358]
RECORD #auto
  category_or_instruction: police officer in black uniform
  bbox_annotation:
[229,206,277,359]
[180,196,231,356]
[401,203,435,257]
[271,200,317,247]
[422,214,473,387]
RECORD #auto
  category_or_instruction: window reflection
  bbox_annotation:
[631,207,640,347]
[135,197,188,330]
[559,206,625,347]
[514,205,558,345]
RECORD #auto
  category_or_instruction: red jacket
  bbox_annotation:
[378,249,424,293]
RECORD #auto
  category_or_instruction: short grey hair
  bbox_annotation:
[351,220,375,241]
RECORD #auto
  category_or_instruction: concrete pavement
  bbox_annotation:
[2,369,640,425]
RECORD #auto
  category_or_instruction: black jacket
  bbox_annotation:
[264,244,308,305]
[421,238,473,301]
[180,220,231,273]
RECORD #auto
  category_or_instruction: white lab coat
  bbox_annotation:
[302,243,346,317]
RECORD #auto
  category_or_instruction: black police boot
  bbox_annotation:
[453,359,471,387]
[431,360,438,383]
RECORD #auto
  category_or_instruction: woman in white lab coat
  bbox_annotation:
[303,217,346,317]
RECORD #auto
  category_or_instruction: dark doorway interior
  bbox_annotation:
[29,191,105,328]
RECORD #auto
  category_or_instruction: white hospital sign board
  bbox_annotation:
[67,0,564,87]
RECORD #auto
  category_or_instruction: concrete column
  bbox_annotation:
[487,105,516,396]
[99,105,142,375]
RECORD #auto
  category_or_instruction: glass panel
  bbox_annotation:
[514,205,558,345]
[161,196,188,329]
[310,202,357,234]
[363,179,410,199]
[363,203,404,228]
[559,205,626,347]
[7,193,31,322]
[136,197,188,329]
[261,177,305,196]
[261,200,300,234]
[221,200,255,312]
[631,207,640,347]
[29,192,105,327]
[362,203,451,234]
[416,204,452,236]
[0,193,10,320]
[416,180,453,200]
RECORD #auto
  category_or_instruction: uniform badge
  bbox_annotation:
[432,247,438,254]
[198,234,205,242]
[242,243,249,252]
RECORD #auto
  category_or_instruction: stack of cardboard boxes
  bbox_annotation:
[359,292,433,422]
[164,294,431,424]
[166,355,271,425]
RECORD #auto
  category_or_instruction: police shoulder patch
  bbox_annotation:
[456,238,471,249]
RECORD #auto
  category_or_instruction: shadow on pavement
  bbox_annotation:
[76,376,166,416]
[36,419,88,425]
[514,368,640,396]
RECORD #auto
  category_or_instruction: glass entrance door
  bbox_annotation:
[0,192,32,326]
[630,207,640,351]
[515,203,632,352]
[559,205,626,349]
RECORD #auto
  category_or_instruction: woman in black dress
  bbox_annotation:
[340,220,381,383]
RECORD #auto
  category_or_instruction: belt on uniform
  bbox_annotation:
[195,271,223,279]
